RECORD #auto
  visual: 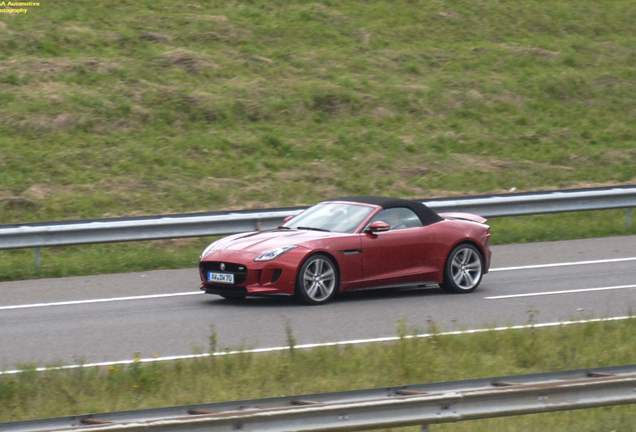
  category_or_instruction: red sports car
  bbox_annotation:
[199,197,491,305]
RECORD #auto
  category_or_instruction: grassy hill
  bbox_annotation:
[0,0,635,278]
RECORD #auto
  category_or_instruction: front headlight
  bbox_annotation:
[200,240,219,259]
[254,245,298,262]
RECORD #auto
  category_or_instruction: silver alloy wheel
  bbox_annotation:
[301,257,336,302]
[450,246,482,290]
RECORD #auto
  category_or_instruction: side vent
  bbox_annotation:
[271,269,283,283]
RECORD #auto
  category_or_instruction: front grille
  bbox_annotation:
[200,261,248,285]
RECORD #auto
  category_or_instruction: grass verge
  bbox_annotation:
[1,318,635,430]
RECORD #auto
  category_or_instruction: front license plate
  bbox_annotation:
[208,272,234,284]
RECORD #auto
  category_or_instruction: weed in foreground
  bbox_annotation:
[1,317,635,427]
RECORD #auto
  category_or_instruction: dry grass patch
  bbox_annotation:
[30,59,72,78]
[450,153,576,174]
[80,58,123,73]
[593,148,636,165]
[398,85,431,93]
[494,91,526,108]
[399,166,431,177]
[373,106,396,118]
[33,82,71,102]
[22,185,51,201]
[7,113,74,133]
[0,58,122,83]
[353,28,371,46]
[149,238,201,249]
[139,31,172,43]
[63,25,120,41]
[0,58,66,80]
[184,14,229,22]
[438,10,463,19]
[289,2,351,24]
[157,49,218,74]
[501,44,560,59]
[248,55,274,65]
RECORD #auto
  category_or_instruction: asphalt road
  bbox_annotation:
[1,235,635,370]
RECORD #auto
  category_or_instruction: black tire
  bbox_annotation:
[440,243,483,294]
[295,254,339,305]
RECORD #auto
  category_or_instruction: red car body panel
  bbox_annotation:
[438,212,488,224]
[199,199,491,298]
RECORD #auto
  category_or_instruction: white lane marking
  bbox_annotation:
[490,257,636,272]
[1,315,633,375]
[485,284,636,300]
[1,257,635,311]
[0,292,203,311]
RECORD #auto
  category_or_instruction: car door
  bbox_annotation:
[359,208,437,287]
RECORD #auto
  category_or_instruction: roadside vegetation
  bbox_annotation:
[2,318,636,429]
[0,0,635,280]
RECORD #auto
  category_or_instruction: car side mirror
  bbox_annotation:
[365,221,390,233]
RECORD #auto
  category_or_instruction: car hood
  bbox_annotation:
[212,229,340,255]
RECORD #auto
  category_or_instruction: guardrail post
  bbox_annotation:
[34,247,41,268]
[628,208,633,228]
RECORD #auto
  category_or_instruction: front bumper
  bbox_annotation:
[199,249,305,296]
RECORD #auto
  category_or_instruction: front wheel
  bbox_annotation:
[295,254,339,305]
[440,243,483,294]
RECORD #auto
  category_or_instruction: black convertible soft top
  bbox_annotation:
[329,196,443,226]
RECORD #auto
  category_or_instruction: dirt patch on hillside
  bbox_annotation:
[501,44,560,59]
[0,58,122,82]
[139,31,172,43]
[157,49,218,74]
[184,14,229,22]
[450,153,573,173]
[438,11,462,19]
[495,92,525,107]
[63,25,120,41]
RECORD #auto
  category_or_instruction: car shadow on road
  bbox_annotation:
[201,285,446,308]
[337,285,444,303]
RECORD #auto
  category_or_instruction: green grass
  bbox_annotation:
[1,0,635,280]
[1,0,635,224]
[2,318,636,429]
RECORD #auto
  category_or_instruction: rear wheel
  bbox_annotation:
[295,254,339,305]
[440,243,483,294]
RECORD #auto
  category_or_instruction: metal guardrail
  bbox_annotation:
[426,185,636,218]
[1,185,634,249]
[4,364,636,432]
[0,186,634,266]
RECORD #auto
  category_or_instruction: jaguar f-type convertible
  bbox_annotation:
[199,197,491,305]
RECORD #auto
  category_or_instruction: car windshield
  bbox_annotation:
[283,202,376,233]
